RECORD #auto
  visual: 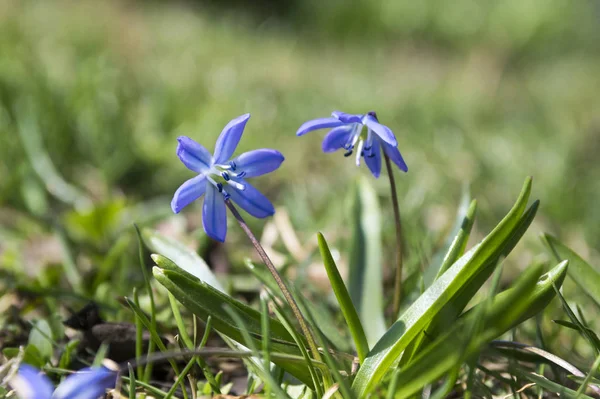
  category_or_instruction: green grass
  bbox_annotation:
[1,0,600,397]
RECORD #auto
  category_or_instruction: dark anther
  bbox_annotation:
[367,111,377,119]
[237,171,246,178]
[216,183,223,192]
[361,151,365,156]
[229,161,237,170]
[344,150,353,157]
[221,172,230,181]
[368,153,376,158]
[364,146,372,151]
[223,192,231,200]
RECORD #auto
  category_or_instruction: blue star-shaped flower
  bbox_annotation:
[10,364,117,399]
[297,111,408,178]
[171,114,284,242]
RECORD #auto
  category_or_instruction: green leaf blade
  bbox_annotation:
[317,232,369,363]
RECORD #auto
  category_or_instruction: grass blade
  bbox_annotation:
[543,233,600,308]
[317,232,369,363]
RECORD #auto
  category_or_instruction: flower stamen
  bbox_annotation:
[227,180,245,191]
[355,139,364,166]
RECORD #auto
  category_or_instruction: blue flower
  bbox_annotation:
[9,364,117,399]
[296,111,407,178]
[171,114,285,242]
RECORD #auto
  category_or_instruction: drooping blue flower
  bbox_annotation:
[171,114,284,242]
[296,111,407,178]
[9,364,117,399]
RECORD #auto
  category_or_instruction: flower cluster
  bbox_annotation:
[172,110,406,240]
[9,364,117,399]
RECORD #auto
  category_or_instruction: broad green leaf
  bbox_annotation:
[318,232,369,363]
[143,228,223,292]
[352,178,533,397]
[152,257,314,386]
[391,263,549,398]
[28,319,53,362]
[401,198,539,367]
[347,176,386,347]
[543,233,600,307]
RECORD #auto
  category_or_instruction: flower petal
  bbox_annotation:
[171,174,207,213]
[363,114,397,146]
[176,136,212,173]
[232,149,284,178]
[364,138,382,178]
[381,141,408,172]
[213,114,251,164]
[321,126,353,153]
[10,365,54,399]
[203,185,227,242]
[296,117,344,136]
[331,111,363,124]
[52,366,117,399]
[227,180,274,218]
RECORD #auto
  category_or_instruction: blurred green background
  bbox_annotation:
[1,0,599,276]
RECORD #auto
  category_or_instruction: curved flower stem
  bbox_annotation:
[224,199,321,362]
[384,153,404,319]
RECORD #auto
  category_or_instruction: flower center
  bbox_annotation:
[342,123,375,165]
[206,162,246,198]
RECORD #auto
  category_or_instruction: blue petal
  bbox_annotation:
[363,114,397,146]
[10,365,54,399]
[332,111,363,124]
[213,114,250,164]
[381,140,408,172]
[176,136,212,173]
[364,138,382,178]
[52,366,117,399]
[226,180,274,218]
[296,117,344,136]
[321,126,353,153]
[171,174,207,213]
[203,185,227,242]
[232,149,284,178]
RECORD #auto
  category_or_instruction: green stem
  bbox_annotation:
[384,153,404,319]
[225,199,321,362]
